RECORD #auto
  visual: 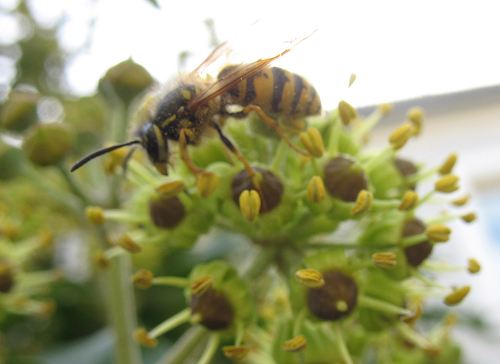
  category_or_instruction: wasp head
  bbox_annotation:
[138,122,169,175]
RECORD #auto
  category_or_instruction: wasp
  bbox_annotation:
[70,37,321,177]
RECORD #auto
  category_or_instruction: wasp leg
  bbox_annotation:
[121,146,138,176]
[243,104,309,156]
[179,129,204,175]
[210,122,255,177]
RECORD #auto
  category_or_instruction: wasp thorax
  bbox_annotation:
[0,261,15,293]
[402,218,433,267]
[148,194,185,229]
[323,156,368,202]
[190,287,234,330]
[307,270,358,321]
[231,168,283,214]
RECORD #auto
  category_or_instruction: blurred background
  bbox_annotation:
[1,0,499,363]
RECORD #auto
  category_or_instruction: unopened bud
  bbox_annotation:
[86,206,104,224]
[351,190,372,215]
[435,174,459,193]
[133,269,154,289]
[389,122,414,150]
[23,123,73,167]
[296,268,325,288]
[134,328,158,347]
[444,286,470,306]
[239,189,261,221]
[426,224,451,243]
[307,176,326,203]
[0,89,39,133]
[299,127,325,157]
[338,100,357,125]
[467,258,481,274]
[282,335,307,352]
[438,153,458,175]
[399,190,419,211]
[372,252,397,268]
[196,171,219,198]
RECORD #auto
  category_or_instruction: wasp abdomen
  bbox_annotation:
[220,66,321,120]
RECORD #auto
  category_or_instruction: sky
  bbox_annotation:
[2,0,500,108]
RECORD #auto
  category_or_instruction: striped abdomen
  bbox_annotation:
[219,66,321,119]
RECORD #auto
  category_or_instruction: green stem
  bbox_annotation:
[106,254,143,364]
[333,324,353,364]
[359,295,412,317]
[242,247,275,279]
[150,308,191,338]
[152,276,190,288]
[157,326,208,364]
[197,334,220,364]
[56,163,91,206]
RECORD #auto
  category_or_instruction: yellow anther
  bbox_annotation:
[95,251,110,268]
[378,103,394,116]
[444,286,470,306]
[117,234,141,253]
[461,212,477,223]
[348,73,357,87]
[132,269,154,289]
[190,276,213,295]
[134,328,158,347]
[435,174,459,193]
[223,346,250,360]
[467,258,481,274]
[351,190,372,215]
[282,335,307,352]
[239,189,261,222]
[399,190,419,211]
[196,171,219,198]
[452,194,470,207]
[372,251,398,269]
[299,127,325,158]
[306,176,327,203]
[295,268,325,288]
[86,206,104,224]
[338,100,357,125]
[407,107,424,135]
[155,180,185,197]
[389,122,415,150]
[426,224,451,243]
[438,153,458,175]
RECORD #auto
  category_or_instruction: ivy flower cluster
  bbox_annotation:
[86,96,478,364]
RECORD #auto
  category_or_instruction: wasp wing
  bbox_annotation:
[187,31,316,110]
[190,41,232,76]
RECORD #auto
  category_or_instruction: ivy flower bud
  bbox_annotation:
[444,286,470,306]
[407,107,424,135]
[351,190,372,216]
[239,190,261,221]
[389,122,414,150]
[295,268,325,288]
[399,190,418,211]
[282,335,307,352]
[133,269,154,289]
[467,258,481,274]
[338,100,357,125]
[435,175,459,193]
[23,123,73,167]
[438,153,458,175]
[372,252,397,269]
[402,218,433,267]
[306,176,326,203]
[324,156,368,202]
[299,127,325,157]
[196,171,219,198]
[0,89,39,133]
[99,59,154,103]
[426,224,451,243]
[307,270,358,321]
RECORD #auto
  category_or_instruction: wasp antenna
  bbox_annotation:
[70,140,141,172]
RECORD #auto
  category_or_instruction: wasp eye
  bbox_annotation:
[140,123,169,171]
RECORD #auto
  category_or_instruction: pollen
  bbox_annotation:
[351,190,372,216]
[467,258,481,274]
[295,268,325,288]
[239,190,261,222]
[399,190,419,211]
[389,122,415,150]
[438,153,458,175]
[426,224,451,243]
[299,127,325,157]
[134,328,158,347]
[306,176,327,203]
[444,286,470,306]
[435,174,459,193]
